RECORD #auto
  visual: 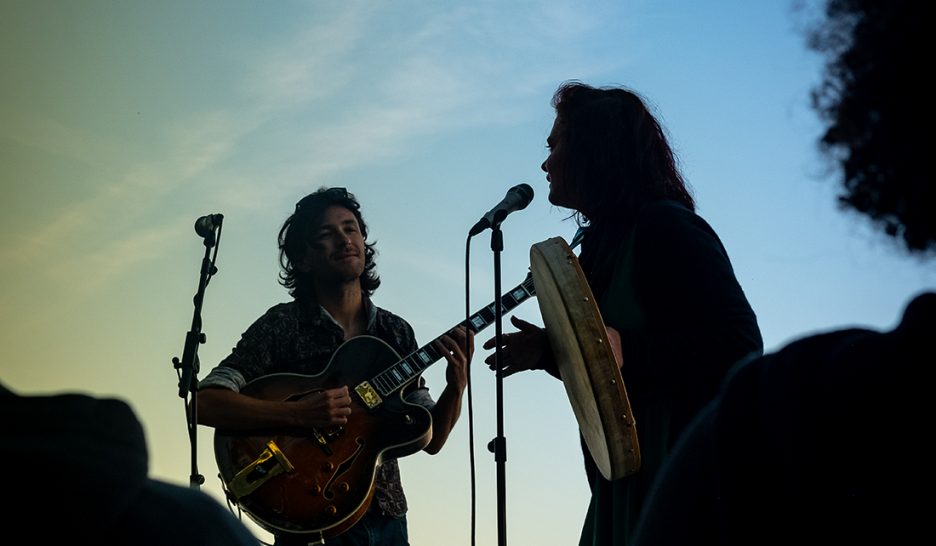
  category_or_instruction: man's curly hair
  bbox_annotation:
[278,187,380,302]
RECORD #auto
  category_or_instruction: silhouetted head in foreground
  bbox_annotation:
[630,4,935,544]
[807,0,934,252]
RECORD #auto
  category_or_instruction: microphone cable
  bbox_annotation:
[464,234,478,546]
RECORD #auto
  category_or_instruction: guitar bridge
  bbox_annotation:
[226,440,295,499]
[354,381,382,409]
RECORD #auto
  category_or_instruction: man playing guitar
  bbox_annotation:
[197,186,473,546]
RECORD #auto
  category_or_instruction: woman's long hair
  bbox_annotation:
[551,81,694,226]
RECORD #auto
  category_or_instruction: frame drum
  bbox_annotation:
[530,237,640,480]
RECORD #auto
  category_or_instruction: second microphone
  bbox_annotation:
[468,184,534,236]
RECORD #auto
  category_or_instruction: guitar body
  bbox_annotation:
[213,336,433,539]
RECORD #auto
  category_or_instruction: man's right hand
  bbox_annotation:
[295,386,353,427]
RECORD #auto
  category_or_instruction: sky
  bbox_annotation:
[2,1,934,545]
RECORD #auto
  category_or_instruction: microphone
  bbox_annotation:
[468,184,534,236]
[194,213,223,239]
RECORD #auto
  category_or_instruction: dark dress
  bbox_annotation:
[574,200,764,545]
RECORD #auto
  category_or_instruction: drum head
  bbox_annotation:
[530,237,640,480]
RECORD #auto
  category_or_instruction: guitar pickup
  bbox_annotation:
[355,381,382,409]
[226,440,295,499]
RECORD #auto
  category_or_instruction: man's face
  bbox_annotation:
[301,205,366,285]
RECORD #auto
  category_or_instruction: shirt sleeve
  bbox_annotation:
[404,375,436,409]
[197,307,284,392]
[197,366,246,392]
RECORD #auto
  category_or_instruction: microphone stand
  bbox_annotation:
[487,221,509,546]
[172,227,220,489]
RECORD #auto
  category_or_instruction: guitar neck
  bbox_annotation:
[368,273,536,397]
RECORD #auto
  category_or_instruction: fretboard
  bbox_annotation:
[368,273,536,396]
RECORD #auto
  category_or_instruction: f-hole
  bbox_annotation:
[323,436,366,500]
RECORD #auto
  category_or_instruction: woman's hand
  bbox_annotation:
[606,326,624,369]
[483,315,558,378]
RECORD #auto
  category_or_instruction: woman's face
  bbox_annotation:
[542,116,578,210]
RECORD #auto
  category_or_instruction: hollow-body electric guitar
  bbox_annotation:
[213,274,537,540]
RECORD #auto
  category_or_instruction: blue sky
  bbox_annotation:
[2,1,933,544]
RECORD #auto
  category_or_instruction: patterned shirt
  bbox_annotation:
[198,297,434,517]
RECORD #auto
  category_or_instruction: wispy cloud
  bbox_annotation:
[1,111,120,171]
[1,1,622,301]
[48,223,186,291]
